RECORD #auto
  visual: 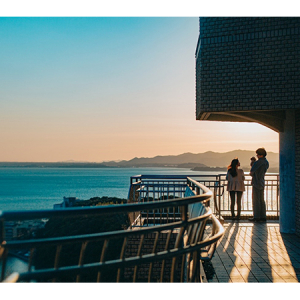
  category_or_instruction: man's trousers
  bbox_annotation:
[252,186,266,220]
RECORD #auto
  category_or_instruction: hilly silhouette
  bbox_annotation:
[0,150,279,172]
[103,150,279,172]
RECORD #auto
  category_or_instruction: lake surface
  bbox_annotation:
[0,167,220,212]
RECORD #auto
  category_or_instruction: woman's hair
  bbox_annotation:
[227,158,239,177]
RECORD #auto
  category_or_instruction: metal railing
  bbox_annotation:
[129,173,279,219]
[0,179,224,283]
[214,173,279,218]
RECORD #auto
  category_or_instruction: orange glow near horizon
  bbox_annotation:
[0,119,279,162]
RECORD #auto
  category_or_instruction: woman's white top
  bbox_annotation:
[226,168,245,192]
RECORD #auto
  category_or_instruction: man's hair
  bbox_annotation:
[256,148,267,157]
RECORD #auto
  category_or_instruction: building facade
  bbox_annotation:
[196,17,300,234]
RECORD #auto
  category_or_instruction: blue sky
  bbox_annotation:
[0,17,279,162]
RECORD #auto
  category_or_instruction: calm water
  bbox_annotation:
[0,167,216,212]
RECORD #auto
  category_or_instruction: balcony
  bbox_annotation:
[2,172,299,283]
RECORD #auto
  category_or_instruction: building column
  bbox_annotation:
[279,110,295,233]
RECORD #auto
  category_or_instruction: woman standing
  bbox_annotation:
[226,158,245,220]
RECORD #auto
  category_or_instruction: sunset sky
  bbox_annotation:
[0,15,279,162]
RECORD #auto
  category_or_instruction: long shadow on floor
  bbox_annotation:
[281,232,300,281]
[208,221,240,282]
[221,221,274,282]
[212,221,274,282]
[249,222,273,282]
[209,221,300,282]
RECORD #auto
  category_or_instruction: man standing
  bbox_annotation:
[249,148,269,222]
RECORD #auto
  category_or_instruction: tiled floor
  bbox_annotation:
[208,221,300,282]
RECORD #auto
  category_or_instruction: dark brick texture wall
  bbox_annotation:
[295,110,300,235]
[196,17,300,117]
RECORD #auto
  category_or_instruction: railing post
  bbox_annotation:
[218,175,221,219]
[187,178,190,187]
[0,216,7,282]
[181,204,188,222]
[0,217,4,245]
[277,174,280,217]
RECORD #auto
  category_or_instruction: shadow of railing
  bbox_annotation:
[212,221,300,283]
[210,222,240,282]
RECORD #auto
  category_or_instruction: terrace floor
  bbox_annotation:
[206,220,300,283]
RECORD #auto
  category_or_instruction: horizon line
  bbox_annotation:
[0,149,279,164]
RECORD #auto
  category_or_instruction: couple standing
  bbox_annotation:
[226,148,269,222]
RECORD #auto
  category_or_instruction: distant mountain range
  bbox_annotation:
[103,150,279,172]
[0,150,279,172]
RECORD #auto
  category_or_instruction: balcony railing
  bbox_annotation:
[0,176,224,283]
[216,173,279,218]
[129,173,279,219]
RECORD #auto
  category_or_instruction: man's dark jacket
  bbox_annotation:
[250,157,269,189]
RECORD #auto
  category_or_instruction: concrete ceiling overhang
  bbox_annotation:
[197,110,285,133]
